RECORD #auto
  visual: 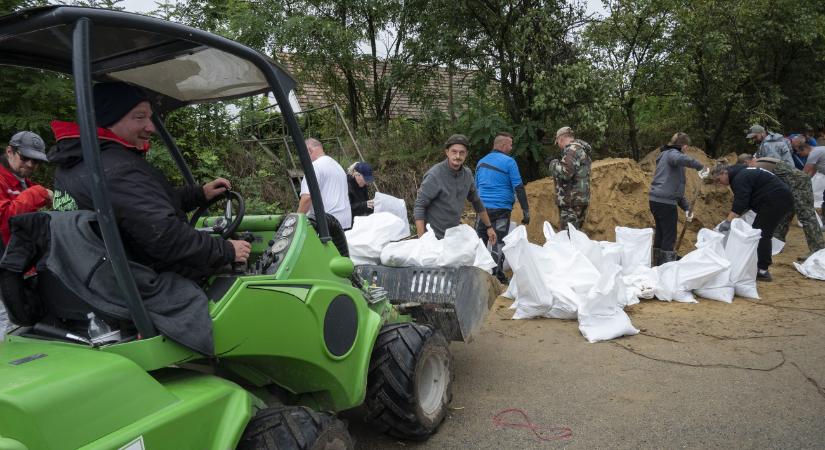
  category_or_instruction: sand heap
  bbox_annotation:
[512,147,734,252]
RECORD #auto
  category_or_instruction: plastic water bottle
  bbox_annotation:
[87,312,112,341]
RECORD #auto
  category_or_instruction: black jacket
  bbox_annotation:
[347,174,373,217]
[47,122,234,279]
[727,164,793,215]
[0,211,213,355]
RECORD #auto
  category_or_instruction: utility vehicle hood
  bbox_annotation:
[0,339,177,449]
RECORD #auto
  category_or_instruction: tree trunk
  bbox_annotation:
[624,98,640,160]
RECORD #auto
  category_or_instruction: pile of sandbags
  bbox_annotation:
[502,218,763,343]
[380,224,496,272]
[502,222,638,342]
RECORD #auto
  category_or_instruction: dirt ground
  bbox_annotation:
[347,225,825,449]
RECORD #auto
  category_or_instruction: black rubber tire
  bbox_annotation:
[365,323,453,440]
[237,406,353,450]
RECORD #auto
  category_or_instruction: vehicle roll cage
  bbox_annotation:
[0,7,331,340]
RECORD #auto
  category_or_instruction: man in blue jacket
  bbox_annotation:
[648,132,706,264]
[475,132,530,282]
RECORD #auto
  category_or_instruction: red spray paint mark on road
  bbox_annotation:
[492,408,573,442]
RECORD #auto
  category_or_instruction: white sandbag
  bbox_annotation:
[598,241,623,268]
[501,221,519,272]
[735,210,784,255]
[502,226,557,319]
[437,224,478,267]
[473,239,497,273]
[615,227,653,274]
[502,274,518,300]
[544,238,600,294]
[794,248,825,280]
[678,247,730,292]
[542,221,555,241]
[578,263,640,343]
[373,192,410,237]
[654,261,697,303]
[813,172,825,208]
[622,265,657,305]
[725,218,761,299]
[504,226,579,320]
[346,212,408,265]
[380,226,443,267]
[567,224,604,270]
[693,229,734,303]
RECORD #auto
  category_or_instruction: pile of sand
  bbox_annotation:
[512,147,735,252]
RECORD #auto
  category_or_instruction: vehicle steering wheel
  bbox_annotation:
[189,190,245,239]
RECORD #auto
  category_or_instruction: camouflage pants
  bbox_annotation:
[773,165,825,253]
[559,204,588,231]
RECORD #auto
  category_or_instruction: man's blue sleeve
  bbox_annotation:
[508,158,523,189]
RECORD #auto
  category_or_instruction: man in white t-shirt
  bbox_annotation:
[799,144,825,177]
[297,138,352,229]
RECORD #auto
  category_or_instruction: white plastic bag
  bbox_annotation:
[725,218,761,299]
[654,261,696,303]
[578,263,640,343]
[598,241,623,268]
[567,224,604,270]
[380,226,443,267]
[622,265,657,305]
[794,248,825,280]
[502,226,557,319]
[373,192,409,238]
[812,173,825,208]
[473,239,497,273]
[740,210,785,255]
[615,227,653,274]
[345,212,408,265]
[437,224,478,267]
[693,229,735,303]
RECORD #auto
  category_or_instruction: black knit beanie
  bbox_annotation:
[93,82,149,127]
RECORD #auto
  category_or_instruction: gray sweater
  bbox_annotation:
[649,145,704,210]
[414,159,485,238]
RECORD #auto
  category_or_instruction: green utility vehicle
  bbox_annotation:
[0,6,497,450]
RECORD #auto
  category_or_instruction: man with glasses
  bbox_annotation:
[0,131,52,245]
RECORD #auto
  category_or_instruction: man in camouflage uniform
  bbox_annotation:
[747,155,824,258]
[547,127,592,230]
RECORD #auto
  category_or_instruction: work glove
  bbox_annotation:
[685,210,694,223]
[716,220,731,233]
[698,167,710,179]
[522,210,531,225]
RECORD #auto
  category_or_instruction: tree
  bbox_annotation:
[586,0,672,160]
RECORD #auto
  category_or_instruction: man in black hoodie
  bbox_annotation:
[48,82,251,280]
[711,163,793,281]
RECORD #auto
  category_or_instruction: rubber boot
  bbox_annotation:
[660,250,679,264]
[652,248,661,266]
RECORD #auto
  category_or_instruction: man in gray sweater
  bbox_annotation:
[649,132,707,264]
[414,134,497,245]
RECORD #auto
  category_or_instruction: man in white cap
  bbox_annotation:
[746,124,794,167]
[0,131,52,245]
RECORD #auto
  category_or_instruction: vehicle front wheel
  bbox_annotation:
[365,323,453,440]
[237,405,353,450]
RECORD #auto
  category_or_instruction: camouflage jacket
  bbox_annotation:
[547,139,592,207]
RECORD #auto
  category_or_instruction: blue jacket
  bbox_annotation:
[475,150,523,210]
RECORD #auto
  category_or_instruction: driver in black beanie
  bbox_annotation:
[47,82,250,279]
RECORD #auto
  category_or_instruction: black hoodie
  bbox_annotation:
[47,121,234,280]
[727,164,792,215]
